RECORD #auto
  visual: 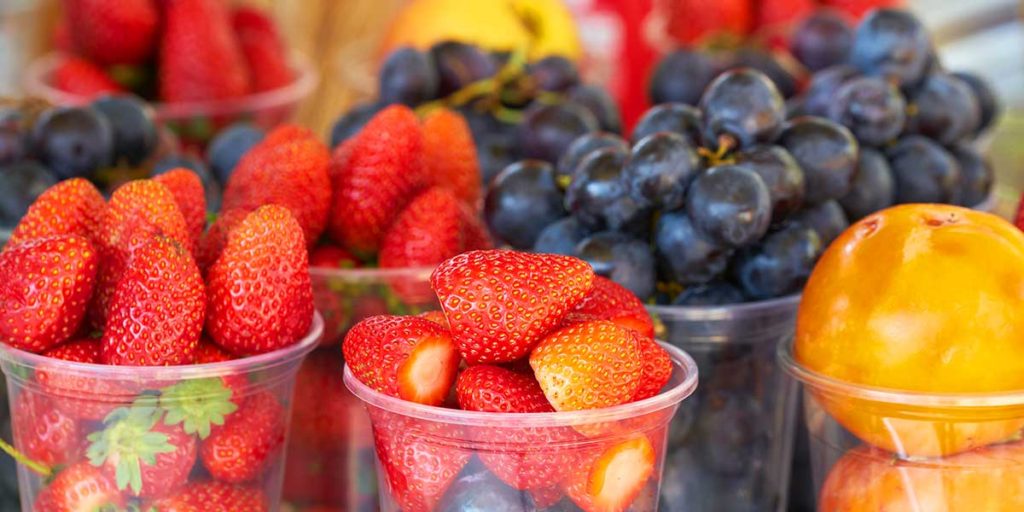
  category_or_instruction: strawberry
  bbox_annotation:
[221,125,332,246]
[343,315,459,406]
[531,486,565,509]
[379,188,466,269]
[666,0,753,44]
[196,208,248,274]
[147,481,269,512]
[64,0,158,65]
[87,405,197,498]
[205,205,314,355]
[33,462,125,512]
[633,334,672,401]
[418,310,449,329]
[231,6,295,93]
[756,0,817,29]
[1015,193,1024,232]
[52,56,124,98]
[309,243,359,268]
[564,436,656,512]
[571,276,655,338]
[529,320,642,412]
[200,391,285,483]
[0,235,97,353]
[430,250,595,364]
[11,392,80,467]
[37,338,134,420]
[159,376,240,441]
[159,0,249,103]
[154,169,207,251]
[421,108,482,207]
[102,234,205,366]
[456,365,553,413]
[8,177,104,246]
[192,338,249,400]
[459,205,493,251]
[328,105,425,254]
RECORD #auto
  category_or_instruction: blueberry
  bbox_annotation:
[734,145,805,225]
[31,106,113,179]
[790,200,849,247]
[625,132,700,210]
[838,148,895,221]
[0,110,26,166]
[886,135,961,204]
[533,216,590,256]
[564,146,649,232]
[672,281,745,306]
[648,49,720,106]
[437,462,534,512]
[517,103,598,164]
[699,69,786,150]
[91,94,158,166]
[790,9,854,72]
[631,103,702,145]
[484,160,566,249]
[330,102,383,147]
[378,47,439,106]
[686,165,771,248]
[952,71,1000,134]
[827,76,906,147]
[575,231,656,300]
[906,73,981,145]
[850,9,933,89]
[950,143,993,207]
[528,55,580,92]
[0,161,57,227]
[429,41,498,97]
[801,65,860,117]
[728,48,799,98]
[777,117,859,205]
[556,132,628,186]
[567,84,622,134]
[731,224,823,300]
[655,211,733,285]
[206,123,264,185]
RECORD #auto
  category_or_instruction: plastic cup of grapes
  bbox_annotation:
[0,313,323,511]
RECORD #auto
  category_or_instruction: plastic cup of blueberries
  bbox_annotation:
[345,341,698,512]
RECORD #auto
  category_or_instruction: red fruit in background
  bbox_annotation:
[231,6,295,93]
[154,169,207,251]
[0,235,97,353]
[37,338,133,420]
[102,234,205,366]
[53,56,124,99]
[309,243,359,268]
[421,108,482,207]
[431,250,595,365]
[456,365,553,413]
[633,334,672,401]
[756,0,817,29]
[665,0,753,44]
[564,436,656,512]
[379,187,470,269]
[343,315,459,406]
[159,0,249,103]
[824,0,904,19]
[290,350,355,448]
[9,178,105,246]
[571,276,654,338]
[222,125,331,246]
[328,105,425,254]
[88,414,197,498]
[200,392,285,483]
[1015,193,1024,231]
[147,481,269,512]
[283,445,351,505]
[196,208,248,274]
[63,0,158,65]
[33,462,125,512]
[12,392,80,467]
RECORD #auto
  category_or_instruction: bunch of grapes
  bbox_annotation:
[328,42,617,185]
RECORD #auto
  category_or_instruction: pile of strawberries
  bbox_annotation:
[344,249,676,512]
[53,0,294,103]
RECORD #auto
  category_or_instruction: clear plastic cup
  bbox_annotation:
[0,313,323,511]
[779,340,1024,510]
[649,295,801,512]
[345,341,698,512]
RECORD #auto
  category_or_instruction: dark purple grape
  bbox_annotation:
[437,462,534,512]
[649,49,720,105]
[699,69,785,150]
[567,84,622,133]
[206,122,264,185]
[849,9,933,89]
[731,224,823,300]
[777,117,859,205]
[686,165,771,248]
[790,9,855,72]
[949,143,993,207]
[0,110,26,166]
[378,47,439,106]
[528,55,579,92]
[801,65,860,117]
[630,103,702,145]
[0,161,57,227]
[477,130,519,186]
[575,231,656,300]
[655,211,733,285]
[729,48,799,98]
[330,102,382,147]
[533,216,591,256]
[429,41,498,97]
[672,281,745,306]
[484,160,566,249]
[790,200,849,246]
[827,76,905,146]
[952,71,1000,134]
[31,106,113,180]
[887,135,961,204]
[625,132,700,210]
[735,145,805,224]
[564,146,649,232]
[517,103,598,164]
[91,94,157,166]
[556,132,628,185]
[838,148,894,221]
[906,73,981,145]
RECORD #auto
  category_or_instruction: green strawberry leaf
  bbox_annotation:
[86,398,175,495]
[160,378,238,439]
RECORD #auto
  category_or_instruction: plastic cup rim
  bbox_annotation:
[647,293,800,321]
[309,264,435,280]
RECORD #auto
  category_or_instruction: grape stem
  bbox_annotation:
[0,437,52,477]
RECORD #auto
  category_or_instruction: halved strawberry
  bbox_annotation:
[633,334,673,401]
[343,315,459,406]
[33,462,125,512]
[572,276,654,338]
[199,391,284,483]
[456,365,553,413]
[564,436,656,512]
[8,177,104,246]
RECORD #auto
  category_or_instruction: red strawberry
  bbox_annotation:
[200,391,285,483]
[205,205,314,355]
[191,338,249,402]
[756,0,817,29]
[633,334,672,401]
[456,365,553,413]
[421,108,482,207]
[328,105,425,254]
[64,0,158,65]
[529,320,642,412]
[342,315,459,406]
[1015,193,1024,231]
[147,481,268,512]
[222,124,332,246]
[154,169,207,251]
[52,56,124,98]
[88,413,197,498]
[418,310,449,329]
[308,243,359,269]
[571,276,655,338]
[0,235,97,353]
[196,208,248,274]
[564,436,656,512]
[379,188,466,269]
[37,338,135,420]
[33,462,125,512]
[9,178,105,246]
[431,250,595,364]
[328,137,355,183]
[665,0,753,44]
[159,0,249,103]
[459,206,493,251]
[11,392,79,467]
[531,486,565,509]
[231,6,295,93]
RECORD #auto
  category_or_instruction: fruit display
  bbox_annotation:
[782,203,1024,509]
[0,171,323,509]
[342,249,696,512]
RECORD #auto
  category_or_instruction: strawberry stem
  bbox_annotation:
[0,437,51,477]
